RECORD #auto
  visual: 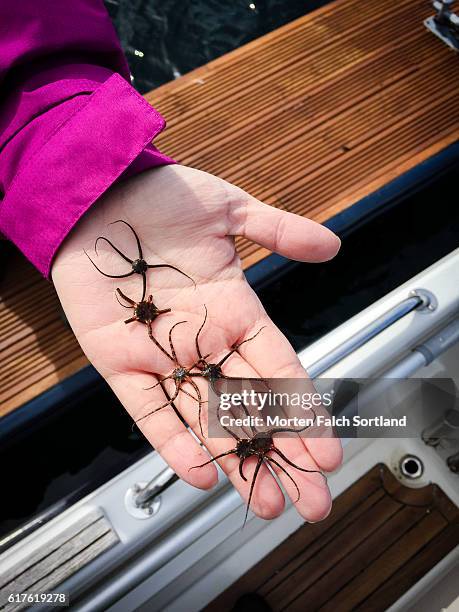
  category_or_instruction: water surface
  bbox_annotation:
[105,0,328,92]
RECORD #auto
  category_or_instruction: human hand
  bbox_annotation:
[52,164,342,523]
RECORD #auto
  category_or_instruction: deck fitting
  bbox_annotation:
[425,0,459,51]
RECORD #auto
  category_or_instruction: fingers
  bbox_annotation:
[107,320,339,523]
[235,194,341,263]
[178,352,332,522]
[176,355,286,520]
[235,319,343,475]
[109,364,285,520]
[302,434,344,473]
[213,448,285,520]
[268,437,332,522]
[107,370,218,490]
[234,316,307,379]
[239,344,333,521]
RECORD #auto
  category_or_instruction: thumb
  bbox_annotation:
[234,195,341,263]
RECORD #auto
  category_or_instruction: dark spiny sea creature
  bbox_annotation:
[190,306,266,388]
[190,412,324,526]
[85,220,195,301]
[116,288,172,360]
[138,320,210,435]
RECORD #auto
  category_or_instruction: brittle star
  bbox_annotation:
[189,305,266,390]
[115,288,173,360]
[84,219,195,301]
[137,320,211,436]
[190,404,324,526]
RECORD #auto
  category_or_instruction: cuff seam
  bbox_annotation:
[5,74,159,198]
[48,108,164,278]
[0,73,169,277]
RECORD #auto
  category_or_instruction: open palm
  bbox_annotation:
[52,164,342,523]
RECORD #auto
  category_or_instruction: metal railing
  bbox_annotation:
[307,289,436,378]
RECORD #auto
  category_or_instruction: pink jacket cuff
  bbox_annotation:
[0,74,173,277]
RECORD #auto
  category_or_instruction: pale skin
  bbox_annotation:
[52,164,343,523]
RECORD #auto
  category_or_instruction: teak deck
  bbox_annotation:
[1,0,458,416]
[206,464,459,612]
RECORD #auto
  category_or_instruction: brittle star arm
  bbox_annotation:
[184,377,206,437]
[116,288,136,307]
[217,326,266,368]
[141,272,147,303]
[144,377,199,404]
[168,320,188,363]
[110,220,143,259]
[148,322,174,361]
[188,448,237,471]
[244,456,264,527]
[267,408,317,436]
[216,399,241,441]
[195,305,208,362]
[239,456,248,482]
[264,455,301,503]
[271,446,326,480]
[147,263,196,288]
[135,380,181,424]
[95,235,133,263]
[84,249,135,278]
[143,374,175,391]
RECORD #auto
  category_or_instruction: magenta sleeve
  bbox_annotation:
[0,0,174,277]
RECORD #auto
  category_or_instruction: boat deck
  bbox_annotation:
[206,464,459,611]
[1,0,458,416]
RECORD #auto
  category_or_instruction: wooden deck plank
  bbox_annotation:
[206,465,459,612]
[0,251,88,417]
[1,0,458,416]
[353,523,459,611]
[0,508,119,612]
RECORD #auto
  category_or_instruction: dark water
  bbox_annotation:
[104,0,328,93]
